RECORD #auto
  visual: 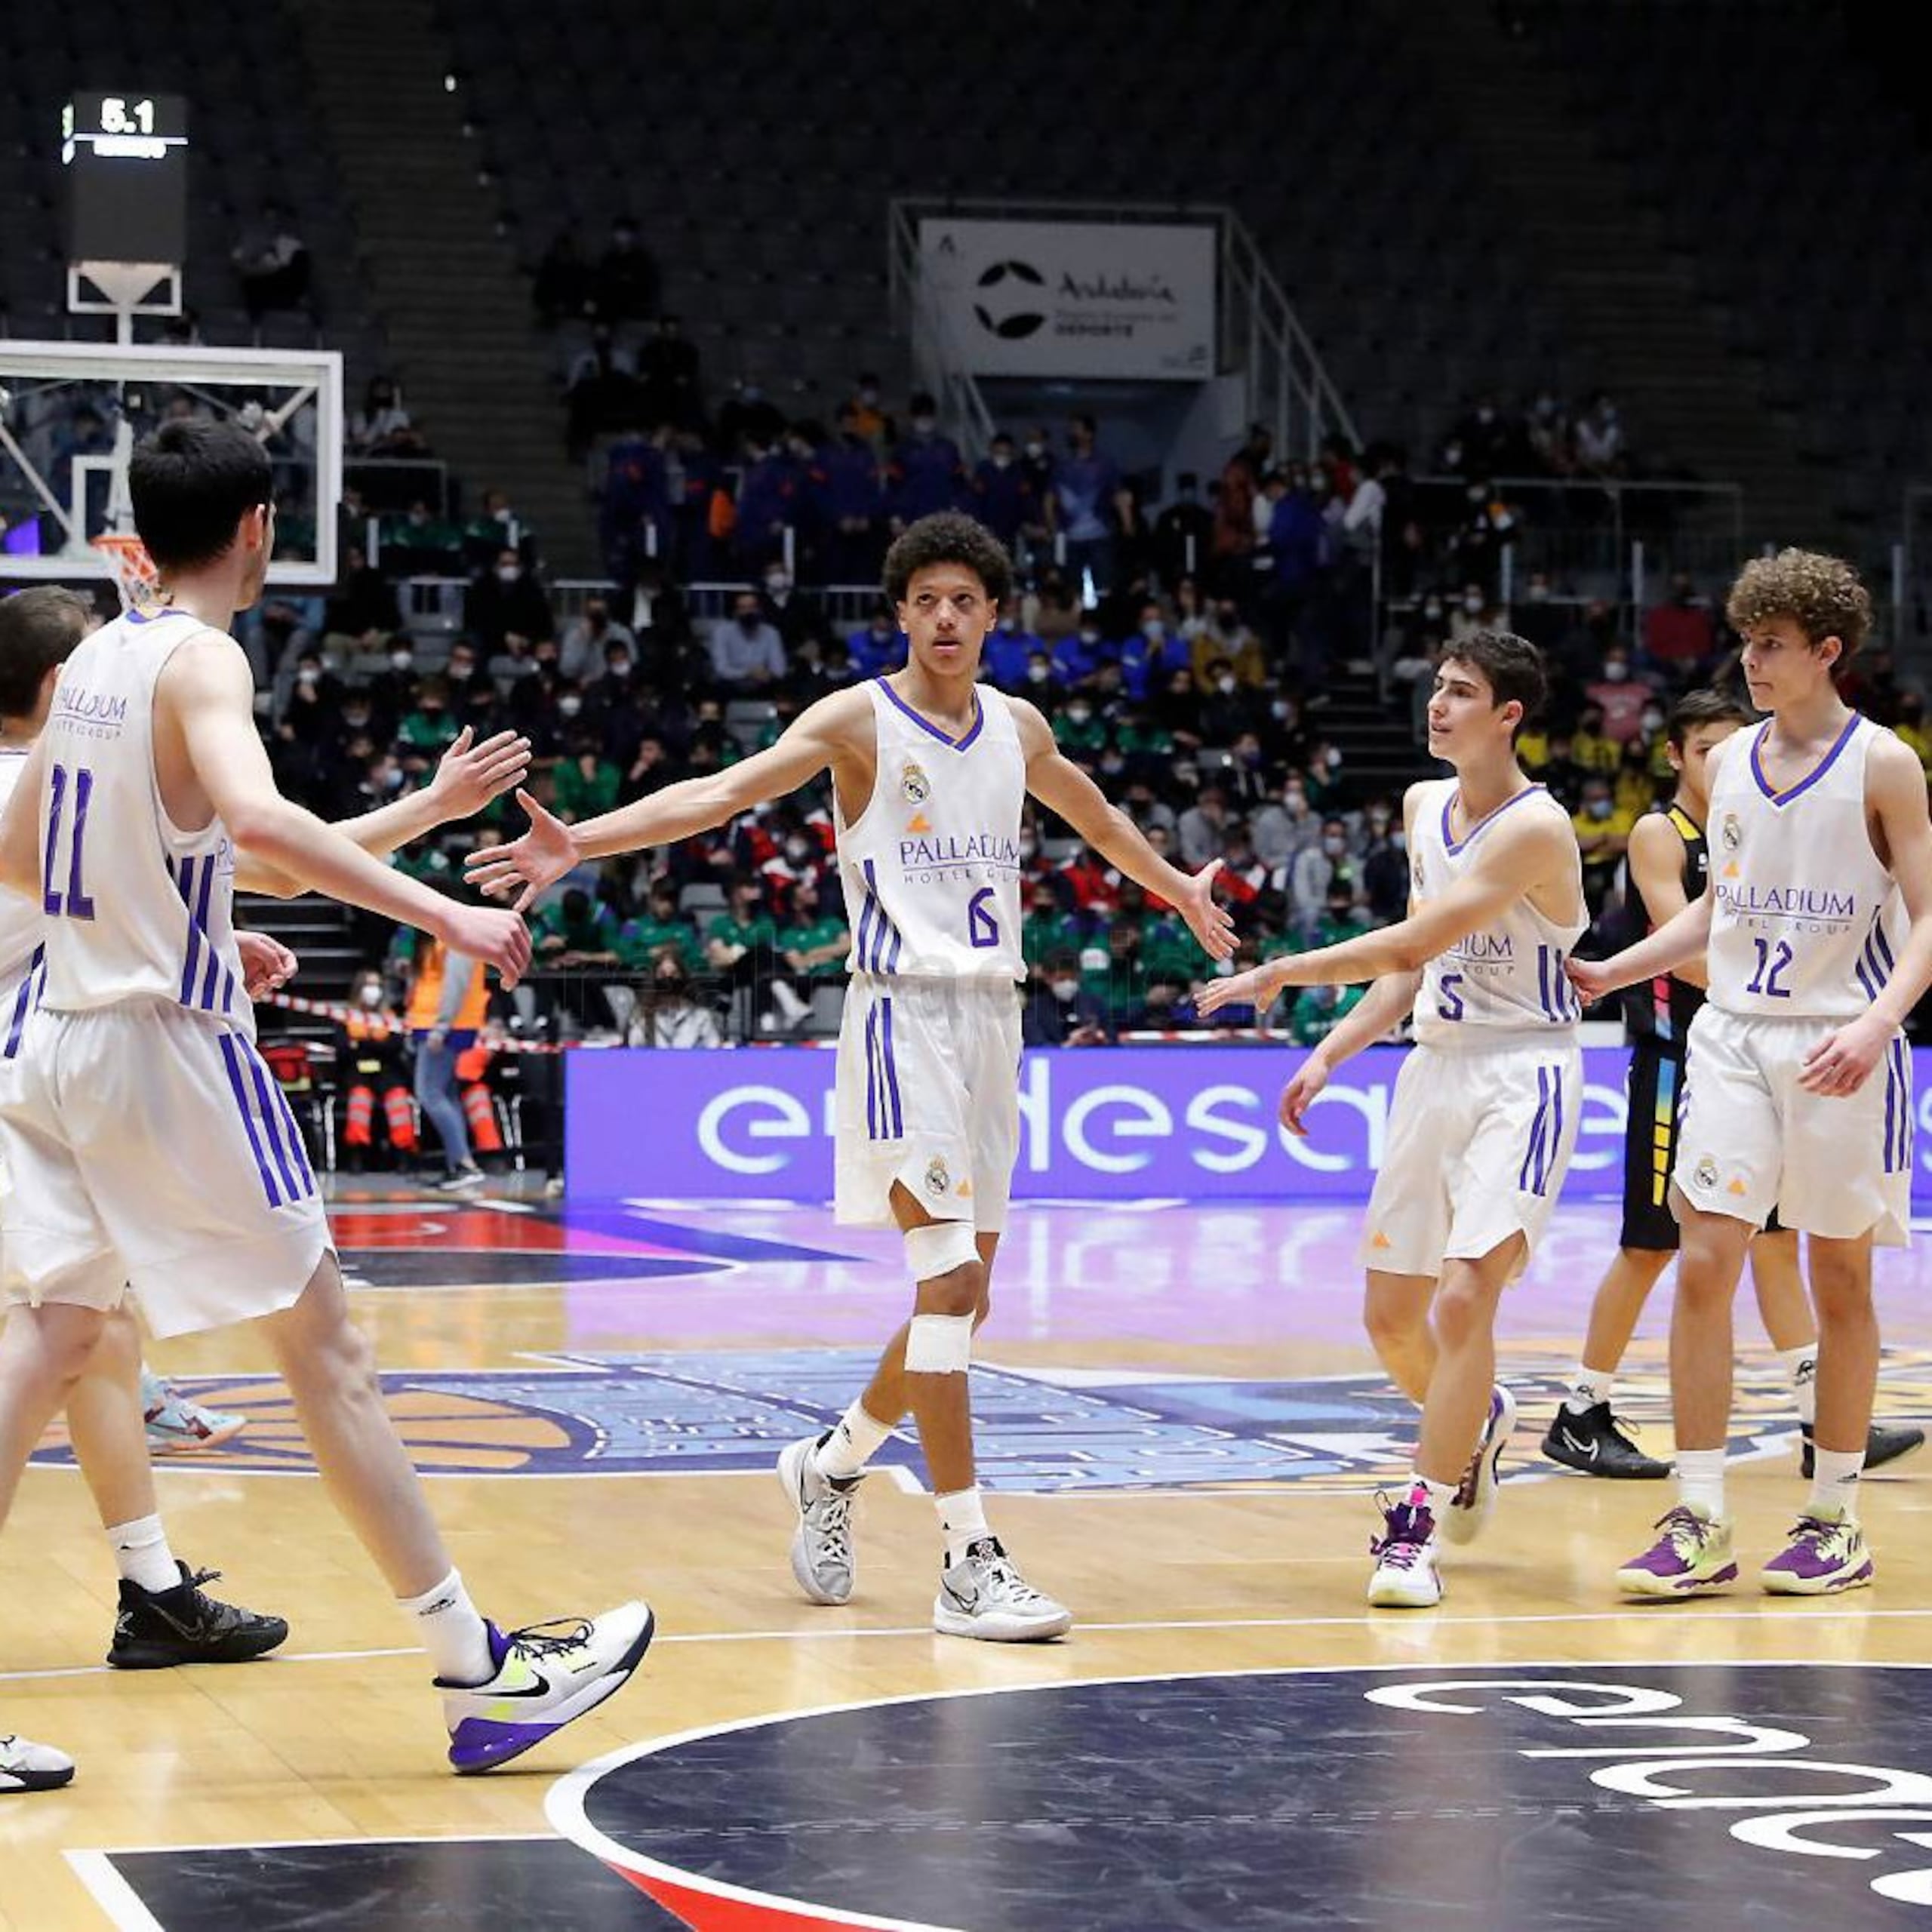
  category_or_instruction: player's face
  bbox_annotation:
[1426,657,1519,760]
[1669,719,1740,802]
[1739,616,1838,709]
[897,565,994,677]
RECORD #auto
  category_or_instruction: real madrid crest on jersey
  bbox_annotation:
[900,758,931,805]
[924,1155,951,1198]
[1720,812,1741,853]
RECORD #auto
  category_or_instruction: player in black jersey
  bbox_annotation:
[1543,689,1922,1478]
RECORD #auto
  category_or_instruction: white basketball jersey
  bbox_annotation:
[1706,714,1903,1020]
[1409,778,1586,1043]
[35,607,248,1032]
[835,678,1026,981]
[0,747,47,1063]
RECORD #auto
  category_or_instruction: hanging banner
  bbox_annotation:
[918,218,1215,380]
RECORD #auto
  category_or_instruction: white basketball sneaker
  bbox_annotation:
[777,1432,864,1606]
[934,1537,1072,1642]
[1367,1492,1444,1608]
[1442,1384,1516,1546]
[1,1730,75,1792]
[438,1601,654,1774]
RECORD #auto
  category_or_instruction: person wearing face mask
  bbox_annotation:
[335,969,417,1171]
[1051,414,1121,595]
[469,546,555,657]
[708,592,786,691]
[1586,646,1654,746]
[886,392,966,529]
[1284,816,1357,940]
[1050,614,1113,691]
[1570,774,1635,917]
[971,433,1037,551]
[560,597,637,686]
[979,595,1044,688]
[398,676,461,764]
[1052,694,1109,761]
[1021,948,1112,1048]
[821,403,888,583]
[633,958,724,1048]
[848,605,905,680]
[759,555,829,654]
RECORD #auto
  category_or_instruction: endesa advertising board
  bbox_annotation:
[566,1044,1932,1204]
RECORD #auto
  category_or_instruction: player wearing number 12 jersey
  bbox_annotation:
[1200,632,1586,1608]
[469,512,1235,1640]
[1571,550,1932,1601]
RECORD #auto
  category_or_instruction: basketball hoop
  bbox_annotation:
[91,531,160,611]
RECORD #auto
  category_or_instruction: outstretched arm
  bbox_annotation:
[1011,697,1235,961]
[1567,890,1712,1004]
[1275,969,1419,1137]
[160,634,531,986]
[238,726,532,894]
[1202,805,1574,1011]
[466,688,863,911]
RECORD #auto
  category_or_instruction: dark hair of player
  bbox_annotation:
[0,586,92,719]
[1440,629,1547,744]
[129,418,274,573]
[1666,686,1754,749]
[883,512,1014,608]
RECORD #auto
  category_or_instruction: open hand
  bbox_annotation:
[462,789,579,913]
[1195,960,1284,1020]
[1799,1012,1889,1097]
[426,726,533,820]
[1173,858,1238,961]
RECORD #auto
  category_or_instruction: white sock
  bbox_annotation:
[1808,1447,1864,1522]
[817,1399,894,1481]
[399,1568,494,1685]
[937,1487,989,1566]
[1564,1364,1616,1416]
[106,1515,180,1595]
[1405,1475,1456,1521]
[1779,1345,1819,1425]
[1675,1447,1727,1519]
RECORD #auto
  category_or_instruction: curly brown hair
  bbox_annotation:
[1726,549,1872,666]
[882,512,1014,607]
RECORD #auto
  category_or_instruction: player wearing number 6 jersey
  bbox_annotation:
[1199,632,1586,1608]
[469,511,1235,1641]
[1571,551,1932,1602]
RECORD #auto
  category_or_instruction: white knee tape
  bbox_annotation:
[903,1218,979,1282]
[905,1311,975,1374]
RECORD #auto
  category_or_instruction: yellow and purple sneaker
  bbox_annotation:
[1761,1512,1875,1596]
[439,1601,654,1774]
[1615,1504,1739,1598]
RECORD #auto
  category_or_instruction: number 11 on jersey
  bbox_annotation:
[43,762,97,920]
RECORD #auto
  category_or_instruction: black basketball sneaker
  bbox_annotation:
[107,1563,289,1669]
[1540,1401,1672,1479]
[1800,1420,1926,1479]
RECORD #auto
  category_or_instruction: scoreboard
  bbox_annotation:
[61,92,189,265]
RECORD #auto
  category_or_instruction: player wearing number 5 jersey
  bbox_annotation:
[469,512,1235,1641]
[1571,550,1932,1602]
[1199,632,1586,1609]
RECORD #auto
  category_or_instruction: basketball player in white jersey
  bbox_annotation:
[1200,632,1586,1607]
[1543,686,1922,1482]
[1570,550,1932,1598]
[468,511,1235,1640]
[0,420,653,1780]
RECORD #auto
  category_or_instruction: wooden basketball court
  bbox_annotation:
[8,1185,1930,1929]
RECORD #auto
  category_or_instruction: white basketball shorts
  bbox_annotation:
[0,1000,331,1337]
[1673,1004,1912,1246]
[834,975,1023,1232]
[1356,1032,1584,1279]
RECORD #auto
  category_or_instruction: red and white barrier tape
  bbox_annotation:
[261,991,574,1054]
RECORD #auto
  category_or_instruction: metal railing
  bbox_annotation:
[888,196,1355,466]
[887,201,998,460]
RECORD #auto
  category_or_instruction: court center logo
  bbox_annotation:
[973,259,1047,340]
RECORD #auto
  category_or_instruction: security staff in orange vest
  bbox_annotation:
[405,937,491,1191]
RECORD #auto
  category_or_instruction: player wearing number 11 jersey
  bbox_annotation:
[469,512,1235,1640]
[1571,550,1932,1602]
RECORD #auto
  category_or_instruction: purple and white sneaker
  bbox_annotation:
[439,1601,654,1774]
[1368,1492,1443,1607]
[1442,1384,1517,1546]
[1615,1504,1738,1598]
[1761,1513,1875,1596]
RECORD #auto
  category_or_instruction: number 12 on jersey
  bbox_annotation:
[1746,937,1793,998]
[43,762,97,920]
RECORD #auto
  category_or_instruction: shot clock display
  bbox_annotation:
[61,92,189,264]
